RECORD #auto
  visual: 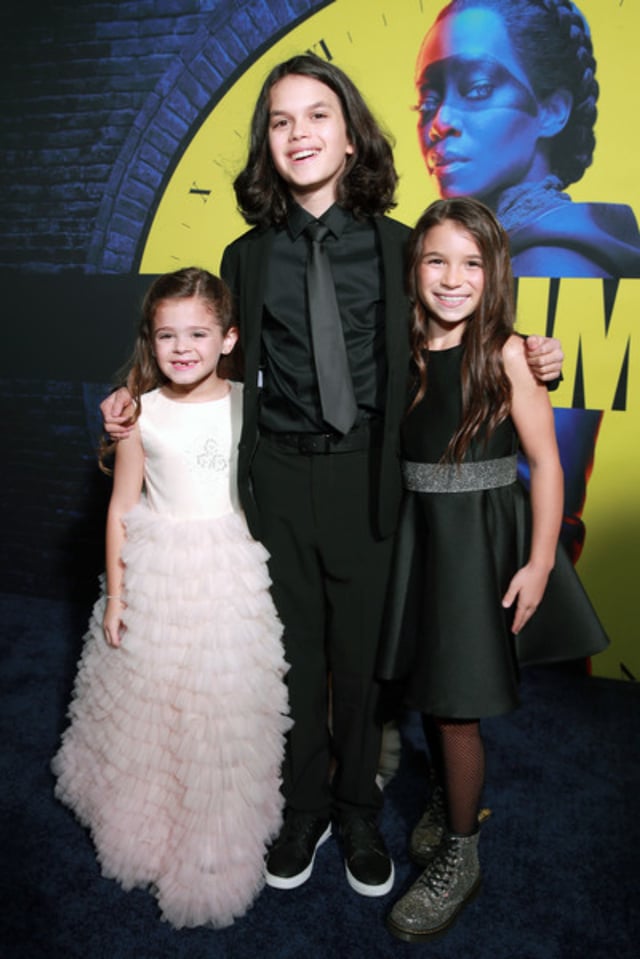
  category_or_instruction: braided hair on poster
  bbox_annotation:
[434,0,599,186]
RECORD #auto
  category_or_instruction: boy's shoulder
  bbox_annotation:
[371,214,412,261]
[221,215,410,266]
[223,224,271,253]
[220,226,270,285]
[377,213,411,232]
[373,213,412,244]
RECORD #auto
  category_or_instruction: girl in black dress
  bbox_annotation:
[382,197,608,942]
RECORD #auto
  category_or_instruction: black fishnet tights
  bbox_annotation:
[422,715,484,837]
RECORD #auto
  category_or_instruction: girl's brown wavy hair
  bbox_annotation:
[99,268,236,472]
[407,197,515,463]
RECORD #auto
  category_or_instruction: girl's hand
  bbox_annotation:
[502,563,551,634]
[103,598,125,648]
[100,387,136,440]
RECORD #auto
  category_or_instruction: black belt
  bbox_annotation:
[261,420,380,454]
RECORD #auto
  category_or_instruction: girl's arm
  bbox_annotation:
[501,334,564,634]
[103,425,145,648]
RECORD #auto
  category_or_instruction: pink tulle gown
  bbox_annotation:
[52,383,291,928]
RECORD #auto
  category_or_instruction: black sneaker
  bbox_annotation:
[339,816,395,897]
[265,812,331,890]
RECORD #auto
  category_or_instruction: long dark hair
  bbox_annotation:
[233,54,398,227]
[99,268,236,472]
[407,197,514,463]
[430,0,598,187]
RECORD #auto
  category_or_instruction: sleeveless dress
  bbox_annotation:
[52,382,291,929]
[378,345,609,719]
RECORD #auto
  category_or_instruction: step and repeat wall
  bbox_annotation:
[2,0,637,679]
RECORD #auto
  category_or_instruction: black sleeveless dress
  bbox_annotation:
[378,344,609,719]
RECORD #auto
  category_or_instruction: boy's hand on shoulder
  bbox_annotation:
[101,387,136,439]
[525,335,564,383]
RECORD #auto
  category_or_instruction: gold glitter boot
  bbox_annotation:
[387,832,481,942]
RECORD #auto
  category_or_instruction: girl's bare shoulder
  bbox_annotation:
[502,333,527,363]
[502,334,537,387]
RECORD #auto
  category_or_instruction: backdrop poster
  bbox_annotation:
[139,0,638,681]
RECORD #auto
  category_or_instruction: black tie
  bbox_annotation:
[305,221,358,435]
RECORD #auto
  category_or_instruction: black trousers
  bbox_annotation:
[252,436,395,820]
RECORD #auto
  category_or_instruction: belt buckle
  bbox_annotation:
[300,433,332,453]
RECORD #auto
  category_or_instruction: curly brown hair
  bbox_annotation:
[233,54,398,227]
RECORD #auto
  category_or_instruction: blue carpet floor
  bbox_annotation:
[1,593,638,959]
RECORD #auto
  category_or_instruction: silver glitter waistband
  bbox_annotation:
[402,455,518,493]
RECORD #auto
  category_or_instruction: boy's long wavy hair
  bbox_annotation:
[233,54,398,227]
[407,197,514,463]
[99,267,236,472]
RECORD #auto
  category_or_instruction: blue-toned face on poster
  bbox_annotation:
[415,0,640,279]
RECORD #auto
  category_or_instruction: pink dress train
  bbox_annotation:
[52,383,290,928]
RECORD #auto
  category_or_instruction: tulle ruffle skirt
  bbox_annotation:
[52,503,290,928]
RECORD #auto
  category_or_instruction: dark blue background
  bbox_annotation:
[1,0,329,598]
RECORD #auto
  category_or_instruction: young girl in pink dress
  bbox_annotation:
[52,267,290,929]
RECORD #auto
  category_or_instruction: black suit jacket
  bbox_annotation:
[220,214,411,542]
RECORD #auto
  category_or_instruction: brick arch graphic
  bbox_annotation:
[87,0,330,273]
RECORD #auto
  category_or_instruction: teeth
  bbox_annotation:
[292,150,316,160]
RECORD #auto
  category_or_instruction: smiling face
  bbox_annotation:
[152,296,238,400]
[415,6,552,207]
[267,73,355,217]
[417,218,485,348]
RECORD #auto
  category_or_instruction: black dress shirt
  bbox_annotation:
[260,203,386,434]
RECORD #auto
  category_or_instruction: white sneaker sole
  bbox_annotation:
[345,860,395,897]
[265,823,332,890]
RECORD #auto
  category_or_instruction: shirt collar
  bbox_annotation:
[287,202,351,241]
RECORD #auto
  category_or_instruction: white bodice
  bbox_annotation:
[138,382,242,520]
